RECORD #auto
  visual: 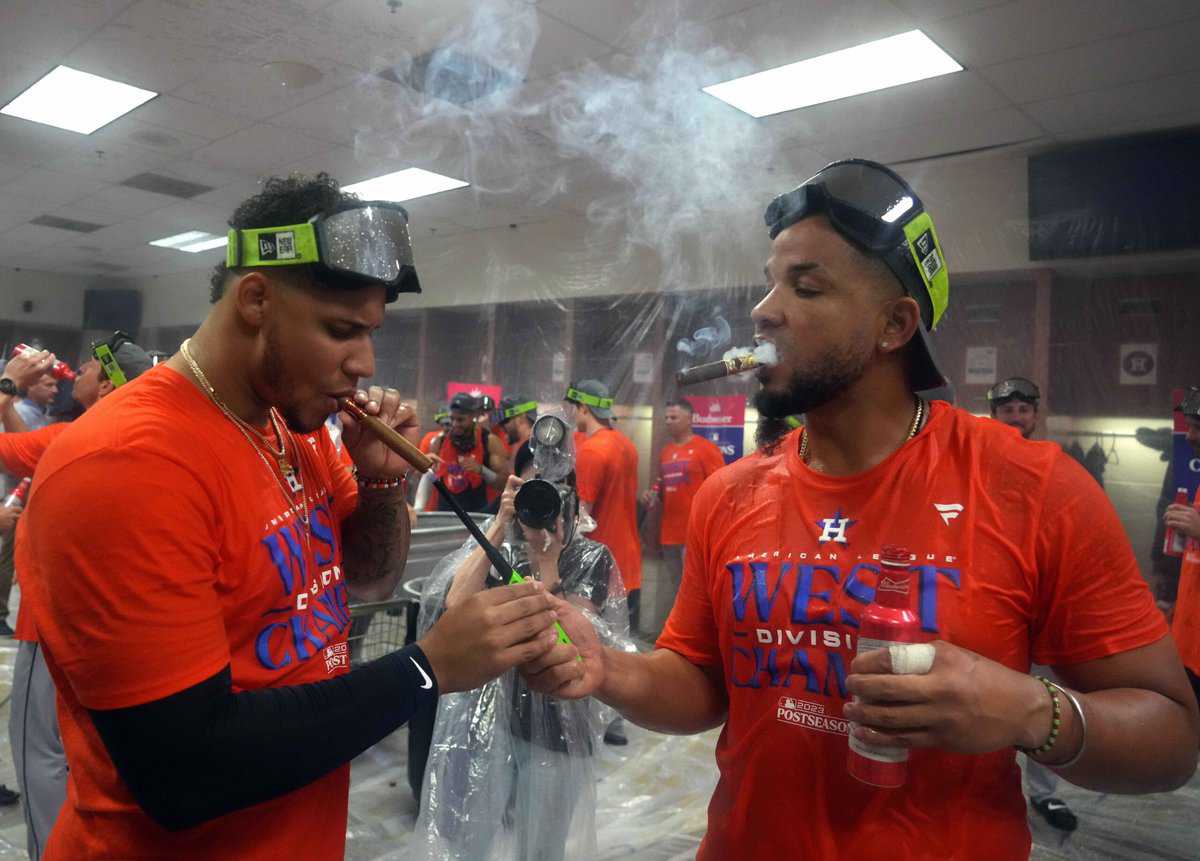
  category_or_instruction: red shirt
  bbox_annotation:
[1170,488,1200,674]
[658,434,725,546]
[657,402,1166,861]
[577,427,642,591]
[0,422,71,643]
[23,366,360,860]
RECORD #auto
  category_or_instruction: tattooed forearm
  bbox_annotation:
[340,487,411,602]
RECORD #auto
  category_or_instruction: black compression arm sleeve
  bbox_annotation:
[87,643,438,831]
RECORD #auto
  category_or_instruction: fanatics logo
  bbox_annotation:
[933,502,964,525]
[815,509,855,545]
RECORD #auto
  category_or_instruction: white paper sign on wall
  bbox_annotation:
[1119,343,1157,385]
[965,346,997,385]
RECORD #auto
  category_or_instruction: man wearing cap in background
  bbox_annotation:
[0,333,155,859]
[419,403,451,455]
[0,356,62,639]
[530,160,1198,859]
[20,174,569,860]
[499,395,538,479]
[986,375,1081,832]
[1167,387,1200,710]
[567,379,642,632]
[642,399,725,601]
[426,392,510,513]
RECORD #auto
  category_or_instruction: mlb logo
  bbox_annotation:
[258,231,296,261]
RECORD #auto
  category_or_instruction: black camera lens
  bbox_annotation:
[514,479,562,531]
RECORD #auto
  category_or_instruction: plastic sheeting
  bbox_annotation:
[413,517,634,861]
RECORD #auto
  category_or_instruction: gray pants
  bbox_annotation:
[10,641,66,860]
[662,544,685,597]
[1023,664,1059,801]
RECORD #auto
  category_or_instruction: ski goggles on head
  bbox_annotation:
[764,158,948,332]
[434,409,451,425]
[987,377,1041,405]
[564,386,613,411]
[90,330,134,387]
[226,202,421,301]
[1176,386,1200,418]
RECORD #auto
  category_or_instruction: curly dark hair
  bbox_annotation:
[209,173,359,303]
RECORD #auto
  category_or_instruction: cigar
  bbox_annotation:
[676,343,777,387]
[340,395,575,648]
[338,398,433,473]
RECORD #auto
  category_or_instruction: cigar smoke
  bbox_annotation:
[675,341,777,386]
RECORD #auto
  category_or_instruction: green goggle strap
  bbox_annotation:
[434,411,450,423]
[226,222,320,268]
[93,343,128,388]
[902,212,949,329]
[565,388,613,410]
[502,400,538,420]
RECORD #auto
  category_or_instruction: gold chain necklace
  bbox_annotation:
[800,395,925,463]
[180,340,289,468]
[179,339,309,528]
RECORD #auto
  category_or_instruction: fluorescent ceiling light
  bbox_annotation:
[1,65,157,134]
[703,30,962,118]
[343,168,469,202]
[149,231,228,253]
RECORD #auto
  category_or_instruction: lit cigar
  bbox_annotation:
[676,342,777,387]
[338,398,433,473]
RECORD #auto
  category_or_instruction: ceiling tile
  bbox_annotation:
[923,0,1200,68]
[172,58,359,122]
[0,0,133,59]
[66,184,178,220]
[535,0,765,50]
[0,222,79,250]
[1021,68,1200,135]
[886,0,1011,20]
[191,123,332,175]
[978,17,1200,104]
[130,96,253,141]
[0,169,109,210]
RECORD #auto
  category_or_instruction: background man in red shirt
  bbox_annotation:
[643,399,725,599]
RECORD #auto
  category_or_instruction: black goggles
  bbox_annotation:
[765,159,921,251]
[90,330,134,387]
[987,378,1041,405]
[1176,386,1200,418]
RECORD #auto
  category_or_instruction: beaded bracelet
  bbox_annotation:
[1018,675,1062,756]
[351,466,406,491]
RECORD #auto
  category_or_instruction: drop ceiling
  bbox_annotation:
[0,0,1198,280]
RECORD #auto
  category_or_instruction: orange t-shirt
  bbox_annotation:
[657,402,1167,861]
[1169,488,1200,674]
[0,422,71,643]
[22,365,360,861]
[419,429,441,454]
[659,434,726,546]
[577,427,642,591]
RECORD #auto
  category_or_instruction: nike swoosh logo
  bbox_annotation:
[410,657,434,690]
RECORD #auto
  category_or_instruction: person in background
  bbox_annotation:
[642,399,725,598]
[1167,387,1200,710]
[424,392,511,514]
[419,404,451,455]
[499,396,538,479]
[2,334,156,859]
[987,375,1080,832]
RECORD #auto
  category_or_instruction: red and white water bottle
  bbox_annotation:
[11,344,76,382]
[848,544,921,788]
[3,478,31,509]
[1164,488,1190,558]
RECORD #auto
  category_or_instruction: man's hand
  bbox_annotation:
[0,506,19,535]
[1165,503,1200,542]
[497,475,522,524]
[640,489,659,510]
[340,386,420,479]
[843,640,1049,754]
[3,349,55,390]
[460,455,483,475]
[519,596,604,700]
[418,580,560,693]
